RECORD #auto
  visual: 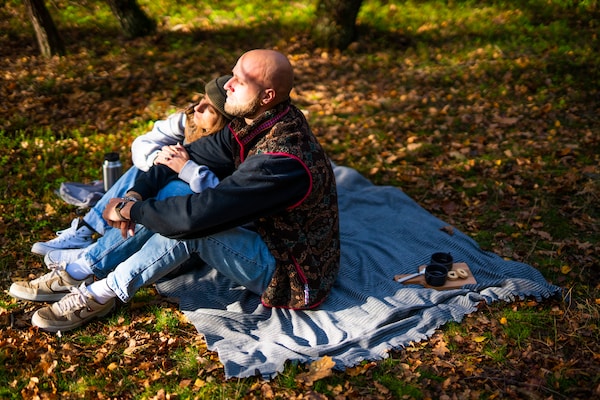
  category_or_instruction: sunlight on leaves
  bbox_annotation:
[295,356,335,386]
[561,265,573,274]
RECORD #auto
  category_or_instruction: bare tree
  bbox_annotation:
[23,0,65,57]
[106,0,156,38]
[312,0,363,49]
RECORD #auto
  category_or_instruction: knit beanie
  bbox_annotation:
[205,75,233,120]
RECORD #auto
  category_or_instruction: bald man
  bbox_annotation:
[29,49,341,332]
[224,49,294,120]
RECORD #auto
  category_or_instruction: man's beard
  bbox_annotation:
[224,93,263,119]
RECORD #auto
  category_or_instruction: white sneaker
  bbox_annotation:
[44,248,86,268]
[31,283,115,332]
[31,218,95,256]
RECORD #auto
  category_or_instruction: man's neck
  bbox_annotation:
[243,98,288,125]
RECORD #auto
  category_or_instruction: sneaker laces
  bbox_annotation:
[54,284,90,316]
[52,219,93,242]
[30,261,67,284]
[54,229,93,244]
[54,218,79,236]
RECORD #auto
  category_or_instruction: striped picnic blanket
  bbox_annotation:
[156,165,562,379]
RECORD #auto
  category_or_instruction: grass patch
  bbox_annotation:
[500,307,554,348]
[148,305,181,332]
[171,346,202,377]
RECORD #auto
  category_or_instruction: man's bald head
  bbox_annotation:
[224,50,295,121]
[237,49,294,103]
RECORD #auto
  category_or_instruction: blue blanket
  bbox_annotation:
[155,166,562,379]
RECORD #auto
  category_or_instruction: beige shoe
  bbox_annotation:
[9,262,93,302]
[32,284,115,332]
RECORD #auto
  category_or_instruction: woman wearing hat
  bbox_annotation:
[28,76,233,259]
[13,76,234,310]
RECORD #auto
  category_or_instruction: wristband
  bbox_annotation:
[115,200,129,220]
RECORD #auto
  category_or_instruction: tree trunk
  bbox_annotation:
[23,0,65,57]
[312,0,363,49]
[106,0,156,38]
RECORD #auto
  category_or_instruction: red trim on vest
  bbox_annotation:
[264,152,313,210]
[260,294,329,310]
[229,106,291,163]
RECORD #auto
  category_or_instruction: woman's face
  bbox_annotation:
[193,97,220,131]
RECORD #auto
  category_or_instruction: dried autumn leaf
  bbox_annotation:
[295,356,335,386]
[107,362,119,371]
[494,115,519,126]
[373,381,390,395]
[178,379,192,388]
[432,339,450,356]
[261,382,275,399]
[346,361,376,376]
[123,338,138,355]
[441,200,460,215]
[60,364,79,374]
[44,203,56,216]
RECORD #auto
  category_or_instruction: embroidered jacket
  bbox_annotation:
[229,102,340,309]
[130,101,340,309]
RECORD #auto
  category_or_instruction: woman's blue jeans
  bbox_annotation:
[81,179,276,303]
[83,167,142,235]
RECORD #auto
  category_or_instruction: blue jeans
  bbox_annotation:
[82,180,276,303]
[83,167,142,235]
[82,179,196,274]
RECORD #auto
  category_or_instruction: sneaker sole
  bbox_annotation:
[31,242,91,256]
[31,243,52,256]
[32,301,115,332]
[44,248,86,267]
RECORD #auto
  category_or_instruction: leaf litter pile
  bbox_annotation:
[1,3,599,399]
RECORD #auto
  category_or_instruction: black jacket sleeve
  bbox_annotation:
[128,153,311,239]
[129,126,235,199]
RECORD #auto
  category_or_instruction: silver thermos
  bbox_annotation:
[103,152,122,192]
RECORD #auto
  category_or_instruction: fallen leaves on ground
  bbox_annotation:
[1,1,599,399]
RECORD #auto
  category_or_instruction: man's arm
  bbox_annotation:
[127,153,311,239]
[126,126,234,200]
[103,127,235,237]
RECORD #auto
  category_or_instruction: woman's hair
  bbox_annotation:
[183,98,228,143]
[202,95,230,135]
[184,75,233,143]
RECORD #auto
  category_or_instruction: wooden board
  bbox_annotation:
[393,262,477,290]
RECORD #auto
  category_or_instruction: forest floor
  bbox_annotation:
[1,1,599,398]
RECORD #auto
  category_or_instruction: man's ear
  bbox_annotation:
[261,88,276,105]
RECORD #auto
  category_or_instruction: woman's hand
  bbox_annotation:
[155,143,190,173]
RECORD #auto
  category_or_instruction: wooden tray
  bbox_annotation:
[393,262,477,290]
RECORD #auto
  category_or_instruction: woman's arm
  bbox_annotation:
[130,112,187,171]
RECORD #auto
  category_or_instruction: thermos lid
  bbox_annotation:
[104,152,120,162]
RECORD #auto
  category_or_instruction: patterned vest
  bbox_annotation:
[229,101,340,309]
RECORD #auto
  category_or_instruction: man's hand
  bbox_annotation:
[103,198,136,238]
